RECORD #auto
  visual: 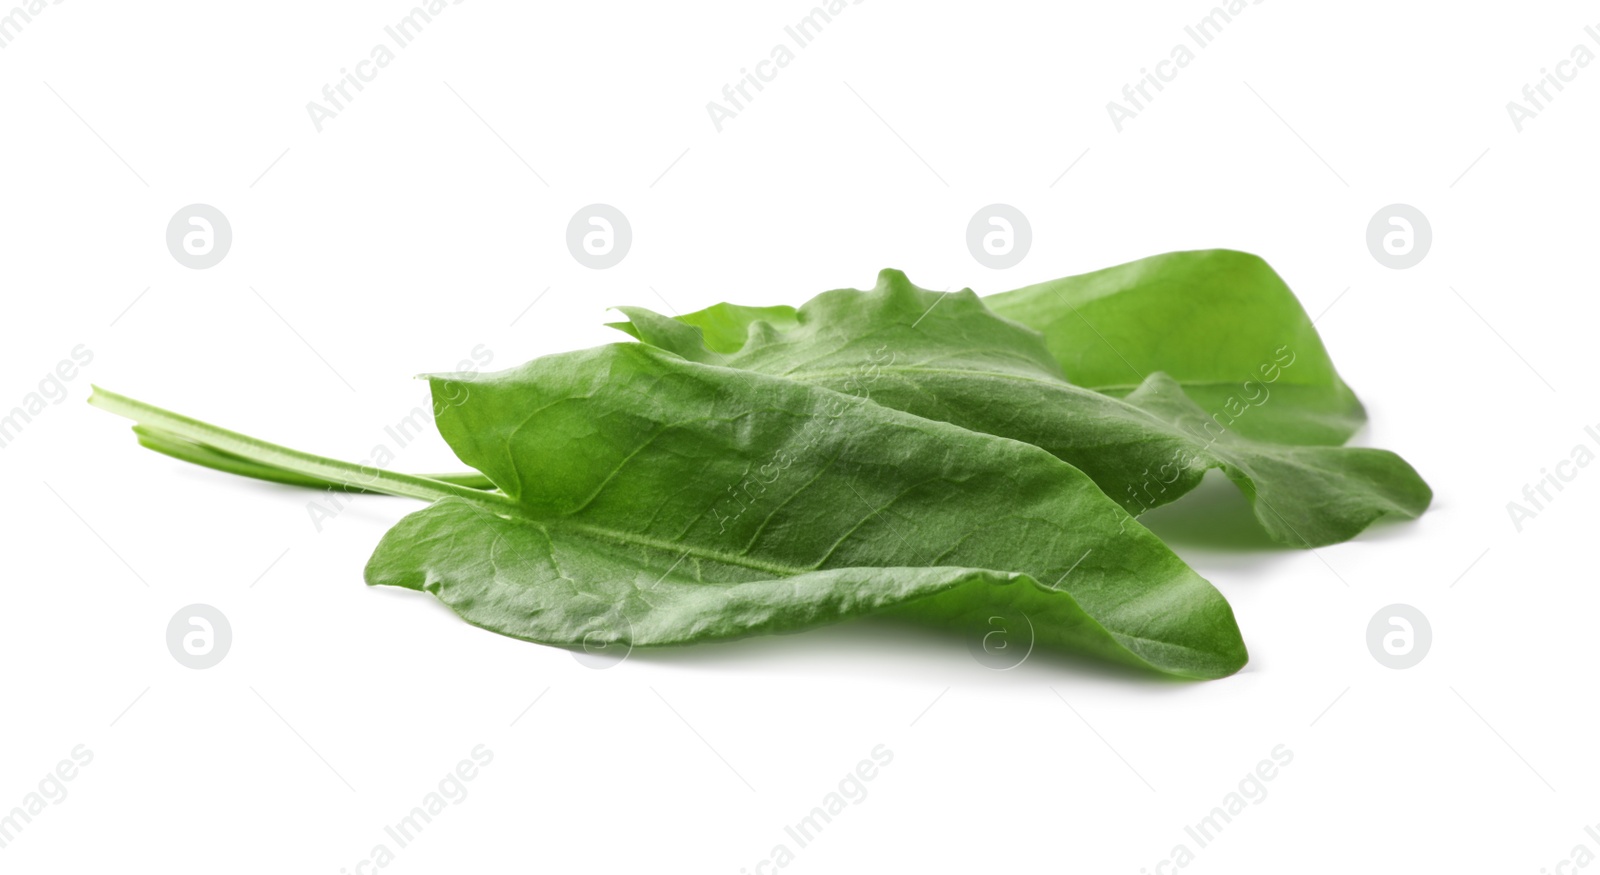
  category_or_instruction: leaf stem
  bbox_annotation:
[131,425,497,494]
[90,386,515,509]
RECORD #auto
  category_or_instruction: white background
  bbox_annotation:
[2,1,1597,872]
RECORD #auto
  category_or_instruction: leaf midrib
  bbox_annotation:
[463,492,817,579]
[795,363,1068,389]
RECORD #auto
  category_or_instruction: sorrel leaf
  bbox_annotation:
[984,250,1366,446]
[90,344,1249,679]
[613,270,1430,547]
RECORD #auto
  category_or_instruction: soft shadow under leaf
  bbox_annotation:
[1137,470,1281,552]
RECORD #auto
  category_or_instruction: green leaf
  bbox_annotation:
[614,269,1430,547]
[985,249,1366,446]
[364,343,1248,678]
